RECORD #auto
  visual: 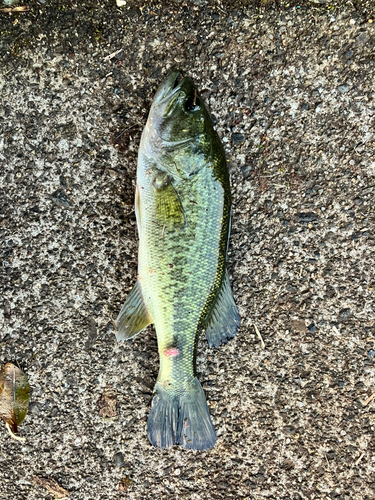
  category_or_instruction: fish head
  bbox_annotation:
[146,71,213,154]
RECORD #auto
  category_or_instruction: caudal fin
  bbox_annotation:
[147,378,216,450]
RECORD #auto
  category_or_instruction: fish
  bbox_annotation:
[115,70,240,450]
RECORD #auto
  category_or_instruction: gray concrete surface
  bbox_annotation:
[1,1,375,499]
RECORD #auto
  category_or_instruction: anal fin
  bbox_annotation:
[115,279,151,341]
[203,270,240,348]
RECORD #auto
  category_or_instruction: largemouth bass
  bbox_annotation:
[116,70,240,450]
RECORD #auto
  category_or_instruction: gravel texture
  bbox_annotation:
[1,1,375,499]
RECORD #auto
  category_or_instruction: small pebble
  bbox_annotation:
[113,452,125,468]
[338,84,349,94]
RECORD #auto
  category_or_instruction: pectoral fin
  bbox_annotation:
[153,172,185,227]
[115,280,151,341]
[203,271,240,348]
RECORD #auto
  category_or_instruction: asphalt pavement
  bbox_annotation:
[0,1,374,499]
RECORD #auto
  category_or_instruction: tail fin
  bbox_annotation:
[147,378,216,450]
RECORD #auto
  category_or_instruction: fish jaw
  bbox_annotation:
[151,69,181,105]
[142,70,211,153]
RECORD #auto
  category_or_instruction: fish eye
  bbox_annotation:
[184,92,200,113]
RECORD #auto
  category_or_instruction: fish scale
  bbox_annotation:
[139,163,225,389]
[115,70,239,449]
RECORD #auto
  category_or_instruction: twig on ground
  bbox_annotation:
[355,453,365,466]
[115,123,139,141]
[103,48,123,62]
[253,322,265,349]
[363,393,375,406]
[324,452,331,470]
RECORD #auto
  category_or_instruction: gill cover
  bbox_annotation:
[143,71,214,180]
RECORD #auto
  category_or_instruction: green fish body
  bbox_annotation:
[116,71,239,449]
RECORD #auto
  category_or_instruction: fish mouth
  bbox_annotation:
[172,71,182,89]
[153,70,191,106]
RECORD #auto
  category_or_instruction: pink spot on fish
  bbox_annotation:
[164,348,179,357]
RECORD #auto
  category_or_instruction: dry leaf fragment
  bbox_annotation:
[119,476,132,492]
[0,362,30,433]
[33,476,70,499]
[98,387,117,418]
[0,5,29,11]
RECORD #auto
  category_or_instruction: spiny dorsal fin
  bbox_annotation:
[203,270,240,348]
[115,279,151,341]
